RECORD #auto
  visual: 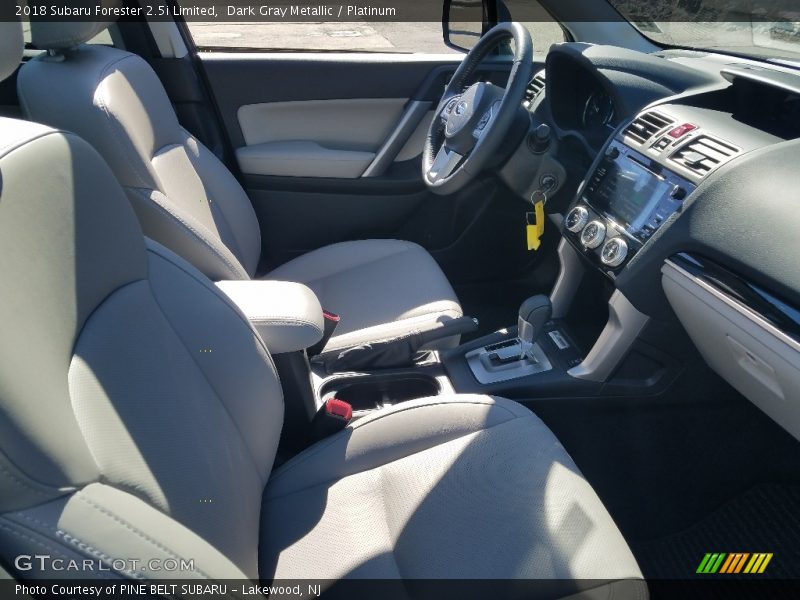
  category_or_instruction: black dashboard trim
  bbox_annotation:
[721,65,800,97]
[670,253,800,346]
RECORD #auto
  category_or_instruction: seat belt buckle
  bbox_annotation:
[307,310,340,357]
[311,398,352,440]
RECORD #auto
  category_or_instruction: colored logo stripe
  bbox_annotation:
[744,553,773,574]
[697,553,773,574]
[697,553,726,573]
[720,553,749,573]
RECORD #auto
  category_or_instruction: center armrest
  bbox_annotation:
[215,280,324,355]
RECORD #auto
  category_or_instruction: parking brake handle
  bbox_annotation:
[317,316,479,372]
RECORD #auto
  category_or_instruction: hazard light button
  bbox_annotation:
[668,123,697,139]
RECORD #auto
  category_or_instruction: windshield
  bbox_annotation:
[608,0,800,64]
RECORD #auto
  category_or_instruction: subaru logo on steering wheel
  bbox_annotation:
[455,101,468,116]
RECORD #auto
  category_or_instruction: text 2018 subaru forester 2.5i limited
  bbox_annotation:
[0,1,799,599]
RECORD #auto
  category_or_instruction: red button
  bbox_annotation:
[325,399,352,421]
[668,123,697,138]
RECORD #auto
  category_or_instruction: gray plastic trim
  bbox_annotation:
[550,238,584,319]
[664,260,800,355]
[236,141,374,178]
[362,100,432,177]
[466,341,553,384]
[568,290,649,382]
[663,259,800,441]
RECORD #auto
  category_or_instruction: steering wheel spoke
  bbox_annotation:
[439,94,462,123]
[421,22,532,194]
[478,101,503,139]
[428,144,463,183]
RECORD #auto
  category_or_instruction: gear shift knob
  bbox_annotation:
[518,295,552,358]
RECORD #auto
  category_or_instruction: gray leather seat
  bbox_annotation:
[0,22,645,595]
[17,19,461,353]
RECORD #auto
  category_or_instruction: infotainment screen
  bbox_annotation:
[584,142,695,242]
[602,160,671,229]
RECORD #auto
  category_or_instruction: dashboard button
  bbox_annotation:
[565,206,589,233]
[605,146,620,160]
[540,174,558,192]
[670,185,687,200]
[668,123,697,138]
[653,137,671,150]
[580,220,606,249]
[681,151,707,169]
[600,237,629,267]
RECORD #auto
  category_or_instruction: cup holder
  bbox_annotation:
[319,373,440,414]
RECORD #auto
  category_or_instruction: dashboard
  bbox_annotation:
[540,52,619,150]
[563,136,697,271]
[530,43,800,441]
[527,43,800,308]
[531,43,715,155]
[581,88,615,131]
[546,60,795,298]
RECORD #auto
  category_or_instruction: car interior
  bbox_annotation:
[1,0,800,598]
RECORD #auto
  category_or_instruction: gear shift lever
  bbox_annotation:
[465,295,555,383]
[518,295,552,359]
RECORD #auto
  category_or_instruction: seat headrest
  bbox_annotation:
[0,20,23,82]
[30,0,121,50]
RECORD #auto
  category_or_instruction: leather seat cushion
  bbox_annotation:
[260,395,643,582]
[264,240,463,352]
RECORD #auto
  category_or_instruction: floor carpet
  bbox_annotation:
[632,482,800,580]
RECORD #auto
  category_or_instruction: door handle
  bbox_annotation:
[362,100,432,177]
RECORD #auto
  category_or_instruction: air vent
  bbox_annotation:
[670,135,740,176]
[624,111,674,144]
[523,71,546,108]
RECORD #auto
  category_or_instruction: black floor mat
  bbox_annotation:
[632,483,800,580]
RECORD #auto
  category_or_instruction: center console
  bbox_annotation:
[447,108,744,396]
[563,138,695,275]
[292,108,741,444]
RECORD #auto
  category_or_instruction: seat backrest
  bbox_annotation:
[0,24,283,580]
[18,18,262,281]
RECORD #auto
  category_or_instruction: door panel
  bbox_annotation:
[199,52,544,280]
[394,109,435,162]
[237,140,377,178]
[201,53,463,148]
[236,97,410,178]
[235,101,434,179]
[238,98,408,147]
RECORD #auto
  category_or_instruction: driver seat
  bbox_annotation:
[18,19,463,353]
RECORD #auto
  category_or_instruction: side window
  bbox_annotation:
[186,21,458,54]
[502,0,567,54]
[183,2,565,54]
[22,21,115,48]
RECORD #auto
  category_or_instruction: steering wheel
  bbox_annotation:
[423,22,533,195]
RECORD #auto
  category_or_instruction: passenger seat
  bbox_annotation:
[18,16,462,354]
[0,19,645,595]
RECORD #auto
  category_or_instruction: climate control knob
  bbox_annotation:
[565,206,589,233]
[600,237,629,267]
[580,220,606,249]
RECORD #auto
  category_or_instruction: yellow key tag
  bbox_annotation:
[526,193,546,251]
[526,216,540,251]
